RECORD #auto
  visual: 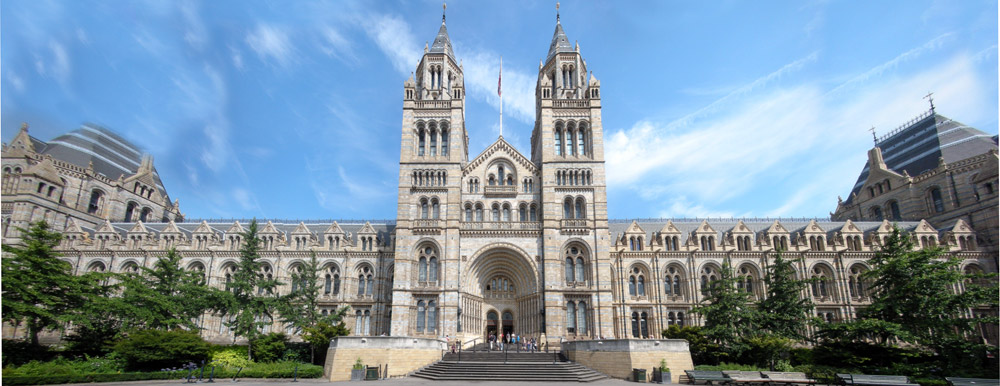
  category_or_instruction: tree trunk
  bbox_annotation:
[28,319,40,347]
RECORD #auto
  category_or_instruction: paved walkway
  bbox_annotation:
[46,377,638,386]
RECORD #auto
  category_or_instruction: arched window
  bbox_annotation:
[529,204,537,221]
[578,126,586,156]
[888,201,901,220]
[416,300,426,332]
[665,266,683,297]
[502,204,511,222]
[870,206,883,221]
[498,166,505,186]
[631,312,640,338]
[420,199,429,219]
[567,301,576,333]
[576,257,585,283]
[418,127,426,156]
[492,204,500,221]
[475,203,484,222]
[574,197,585,219]
[567,124,576,156]
[465,204,473,222]
[930,187,945,213]
[811,266,832,299]
[555,124,563,156]
[124,202,137,222]
[629,267,645,296]
[431,198,440,219]
[427,300,437,332]
[440,126,449,156]
[419,257,428,282]
[848,265,867,298]
[140,207,152,222]
[577,301,587,335]
[87,190,103,215]
[700,266,719,295]
[324,265,341,295]
[640,312,649,338]
[565,257,575,282]
[563,197,573,219]
[519,203,528,222]
[629,276,637,296]
[429,257,438,282]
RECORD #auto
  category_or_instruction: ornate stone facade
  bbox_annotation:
[2,14,996,346]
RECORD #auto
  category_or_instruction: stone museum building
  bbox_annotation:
[2,13,998,347]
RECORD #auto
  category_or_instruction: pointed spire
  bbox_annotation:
[546,5,574,63]
[427,4,456,61]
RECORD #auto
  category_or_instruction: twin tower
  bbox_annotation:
[392,10,613,340]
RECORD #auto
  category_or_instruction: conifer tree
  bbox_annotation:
[217,219,282,360]
[118,248,217,330]
[692,259,757,362]
[280,251,350,363]
[757,251,816,341]
[1,221,88,346]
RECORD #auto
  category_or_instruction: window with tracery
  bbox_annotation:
[564,246,586,284]
[664,266,683,298]
[324,265,341,295]
[700,266,719,295]
[357,266,374,296]
[628,267,646,296]
[417,246,439,285]
[485,275,515,298]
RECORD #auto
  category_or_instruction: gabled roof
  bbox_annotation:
[546,21,574,63]
[658,220,680,234]
[64,218,85,234]
[260,221,280,234]
[225,221,244,234]
[465,136,537,175]
[324,221,345,234]
[128,221,148,234]
[358,222,376,235]
[624,221,644,234]
[839,219,862,234]
[291,222,312,234]
[192,221,214,234]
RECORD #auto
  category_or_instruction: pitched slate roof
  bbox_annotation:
[609,219,922,246]
[110,221,396,244]
[428,20,456,61]
[32,123,171,202]
[844,111,998,204]
[546,21,574,62]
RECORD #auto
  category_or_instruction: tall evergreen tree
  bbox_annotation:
[118,248,217,330]
[217,219,282,360]
[819,226,999,373]
[757,251,816,341]
[280,251,349,363]
[692,259,757,362]
[1,221,88,346]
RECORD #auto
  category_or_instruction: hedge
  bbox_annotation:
[2,362,323,386]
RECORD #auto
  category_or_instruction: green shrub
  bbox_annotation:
[209,345,252,369]
[213,361,323,379]
[2,371,187,385]
[112,329,211,371]
[250,333,288,363]
[3,355,126,377]
[788,347,813,366]
[693,362,766,371]
[1,339,55,366]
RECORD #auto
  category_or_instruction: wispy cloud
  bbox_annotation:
[607,42,989,217]
[363,14,421,74]
[7,72,25,92]
[319,26,358,65]
[461,49,535,124]
[246,24,295,67]
[828,33,954,96]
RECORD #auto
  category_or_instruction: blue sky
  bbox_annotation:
[2,0,997,221]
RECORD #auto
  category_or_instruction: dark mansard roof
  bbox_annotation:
[843,111,997,204]
[609,219,923,245]
[32,124,171,200]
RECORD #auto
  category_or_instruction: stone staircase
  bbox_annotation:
[411,350,608,382]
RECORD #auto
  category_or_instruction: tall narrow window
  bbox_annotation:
[640,312,649,338]
[465,205,473,222]
[565,257,575,282]
[575,197,585,219]
[431,199,440,219]
[629,277,637,296]
[421,199,428,219]
[631,312,639,338]
[575,257,585,282]
[930,188,945,213]
[577,301,587,335]
[475,204,484,222]
[440,128,449,156]
[530,205,537,221]
[578,130,586,155]
[427,301,437,332]
[568,129,576,156]
[124,202,136,222]
[416,301,426,332]
[567,301,577,333]
[555,129,562,156]
[889,201,901,220]
[498,166,505,185]
[502,205,511,221]
[429,257,438,282]
[87,190,103,215]
[418,128,426,156]
[419,257,428,282]
[430,129,437,156]
[564,198,573,219]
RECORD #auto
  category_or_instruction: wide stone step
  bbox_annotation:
[411,358,607,382]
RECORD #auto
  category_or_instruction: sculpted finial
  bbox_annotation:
[556,2,560,22]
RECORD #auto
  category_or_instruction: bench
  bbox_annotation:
[686,370,730,385]
[946,378,1000,386]
[762,371,818,385]
[837,374,919,386]
[724,371,769,386]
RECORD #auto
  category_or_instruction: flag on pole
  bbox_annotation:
[498,57,502,97]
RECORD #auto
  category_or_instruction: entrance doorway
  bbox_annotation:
[502,311,514,337]
[486,311,498,339]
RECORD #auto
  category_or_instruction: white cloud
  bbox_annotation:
[363,14,421,74]
[607,47,990,218]
[246,24,295,67]
[231,46,244,70]
[179,0,206,50]
[48,41,70,84]
[461,49,536,124]
[7,72,25,92]
[828,33,954,96]
[320,26,358,65]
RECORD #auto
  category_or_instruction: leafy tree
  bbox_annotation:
[757,251,816,341]
[113,329,211,371]
[216,219,282,360]
[692,259,757,363]
[64,273,125,356]
[662,325,718,365]
[301,309,350,364]
[280,252,349,363]
[1,221,89,346]
[118,248,217,331]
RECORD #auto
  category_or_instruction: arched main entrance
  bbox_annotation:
[463,244,541,343]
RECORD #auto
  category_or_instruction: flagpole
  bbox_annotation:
[499,56,503,138]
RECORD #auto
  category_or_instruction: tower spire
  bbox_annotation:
[556,2,560,22]
[442,2,447,23]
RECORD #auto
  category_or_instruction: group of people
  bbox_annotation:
[488,332,539,352]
